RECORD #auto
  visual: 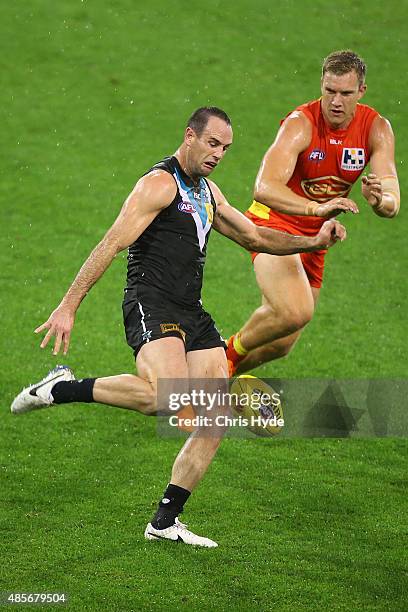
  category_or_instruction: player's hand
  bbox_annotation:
[361,173,382,207]
[313,219,347,250]
[314,197,359,218]
[35,306,76,355]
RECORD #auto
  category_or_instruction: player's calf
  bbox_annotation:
[236,332,301,374]
[227,302,313,375]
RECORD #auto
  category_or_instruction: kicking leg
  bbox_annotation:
[11,337,188,416]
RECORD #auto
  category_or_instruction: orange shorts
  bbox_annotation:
[245,210,326,289]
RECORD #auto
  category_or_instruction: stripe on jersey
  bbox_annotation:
[173,167,212,252]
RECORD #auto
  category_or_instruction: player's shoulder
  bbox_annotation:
[356,101,379,114]
[284,98,319,126]
[369,113,393,132]
[368,113,395,148]
[354,101,392,132]
[283,109,313,130]
[278,107,313,149]
[139,167,176,190]
[281,99,318,131]
[133,168,177,209]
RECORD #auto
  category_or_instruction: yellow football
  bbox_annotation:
[230,375,284,437]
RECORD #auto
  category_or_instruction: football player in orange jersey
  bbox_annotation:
[226,50,400,374]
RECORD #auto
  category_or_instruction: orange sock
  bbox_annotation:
[226,333,248,375]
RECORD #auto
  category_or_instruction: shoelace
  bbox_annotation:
[175,519,189,531]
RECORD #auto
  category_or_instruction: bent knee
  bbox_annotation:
[142,386,158,415]
[143,377,192,416]
[284,306,313,333]
[128,378,158,415]
[264,302,313,335]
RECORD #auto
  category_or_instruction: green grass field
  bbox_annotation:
[1,1,407,610]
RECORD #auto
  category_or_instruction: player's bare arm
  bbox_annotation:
[254,111,359,218]
[362,116,400,218]
[35,171,177,355]
[209,180,346,255]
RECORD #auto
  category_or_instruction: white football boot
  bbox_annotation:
[144,517,218,548]
[11,365,75,414]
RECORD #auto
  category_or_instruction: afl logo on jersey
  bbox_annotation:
[178,201,196,214]
[341,148,365,171]
[309,149,326,161]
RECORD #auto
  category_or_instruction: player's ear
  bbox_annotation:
[185,127,196,147]
[320,76,324,94]
[358,83,367,99]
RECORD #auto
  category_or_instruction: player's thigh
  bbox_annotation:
[260,280,320,310]
[136,337,189,412]
[136,336,188,381]
[254,253,314,314]
[186,346,228,379]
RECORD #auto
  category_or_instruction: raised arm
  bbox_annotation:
[362,116,400,218]
[210,180,346,256]
[254,112,358,218]
[36,170,176,354]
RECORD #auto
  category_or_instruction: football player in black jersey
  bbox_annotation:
[12,107,346,547]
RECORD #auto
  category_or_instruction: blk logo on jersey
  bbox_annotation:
[178,201,196,214]
[309,149,326,161]
[341,148,365,171]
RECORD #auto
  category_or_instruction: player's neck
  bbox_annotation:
[174,147,201,185]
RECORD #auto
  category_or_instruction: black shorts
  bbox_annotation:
[122,289,226,358]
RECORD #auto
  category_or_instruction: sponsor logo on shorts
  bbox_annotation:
[309,149,326,161]
[301,175,352,202]
[178,201,196,214]
[160,323,186,342]
[341,148,365,171]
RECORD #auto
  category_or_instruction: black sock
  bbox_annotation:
[51,378,96,404]
[151,483,191,530]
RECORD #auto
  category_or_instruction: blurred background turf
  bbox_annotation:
[1,1,407,610]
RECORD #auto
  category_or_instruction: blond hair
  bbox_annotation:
[322,50,366,86]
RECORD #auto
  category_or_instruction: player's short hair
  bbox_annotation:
[187,107,231,136]
[322,50,367,86]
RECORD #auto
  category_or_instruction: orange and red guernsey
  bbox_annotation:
[247,98,379,236]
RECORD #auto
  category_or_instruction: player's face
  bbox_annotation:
[185,117,233,177]
[320,70,366,129]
